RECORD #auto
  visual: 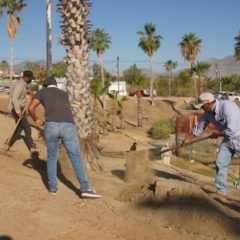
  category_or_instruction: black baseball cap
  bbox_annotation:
[23,70,35,79]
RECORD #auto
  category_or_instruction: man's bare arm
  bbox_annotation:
[28,99,44,126]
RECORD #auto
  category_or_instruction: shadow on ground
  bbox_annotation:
[136,194,240,239]
[0,236,13,240]
[112,168,188,182]
[153,169,187,182]
[111,169,125,181]
[22,151,79,194]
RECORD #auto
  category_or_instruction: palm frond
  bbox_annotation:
[138,22,162,58]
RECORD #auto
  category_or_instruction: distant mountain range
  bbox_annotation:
[13,60,45,73]
[204,55,240,78]
[142,55,240,78]
[13,55,240,78]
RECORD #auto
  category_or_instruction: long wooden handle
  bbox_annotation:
[5,107,28,150]
[160,134,212,154]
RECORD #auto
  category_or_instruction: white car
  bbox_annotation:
[4,87,11,94]
[227,92,240,102]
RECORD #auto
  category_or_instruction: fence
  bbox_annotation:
[175,114,221,164]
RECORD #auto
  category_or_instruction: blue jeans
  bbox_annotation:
[44,122,90,192]
[215,141,240,195]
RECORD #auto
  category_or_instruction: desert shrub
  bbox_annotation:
[148,118,176,139]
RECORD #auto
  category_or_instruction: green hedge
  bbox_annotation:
[148,118,176,139]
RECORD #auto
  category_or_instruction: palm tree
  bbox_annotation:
[90,79,105,137]
[234,31,240,61]
[164,60,178,97]
[191,61,210,95]
[179,33,202,100]
[123,64,148,127]
[0,0,27,88]
[58,0,102,170]
[90,28,111,87]
[90,79,105,111]
[138,23,162,106]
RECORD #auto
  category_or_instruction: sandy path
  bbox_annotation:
[0,97,240,240]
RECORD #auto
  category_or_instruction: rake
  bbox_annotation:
[0,108,27,156]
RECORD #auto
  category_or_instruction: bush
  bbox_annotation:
[148,118,176,139]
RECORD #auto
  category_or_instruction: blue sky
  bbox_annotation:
[0,0,239,74]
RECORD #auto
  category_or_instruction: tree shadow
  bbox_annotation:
[0,236,13,240]
[111,169,125,181]
[22,151,79,195]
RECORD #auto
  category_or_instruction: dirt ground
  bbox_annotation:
[0,93,240,240]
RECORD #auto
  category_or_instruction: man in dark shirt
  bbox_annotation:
[28,76,101,199]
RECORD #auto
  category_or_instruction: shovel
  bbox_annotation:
[159,134,212,155]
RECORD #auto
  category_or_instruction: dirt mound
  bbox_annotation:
[1,95,240,240]
[130,184,240,240]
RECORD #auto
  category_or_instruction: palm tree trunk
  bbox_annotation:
[98,53,106,109]
[58,0,92,138]
[46,0,52,77]
[149,56,155,106]
[92,97,99,138]
[190,62,197,102]
[137,92,142,127]
[199,75,204,95]
[59,0,103,171]
[197,75,200,97]
[119,113,124,129]
[9,40,14,88]
[193,73,198,102]
[111,93,116,130]
[168,69,171,97]
[98,53,105,87]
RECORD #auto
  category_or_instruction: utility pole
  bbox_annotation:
[117,56,120,93]
[219,68,222,92]
[215,64,222,91]
[46,0,52,77]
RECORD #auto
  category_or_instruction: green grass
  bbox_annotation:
[171,156,216,178]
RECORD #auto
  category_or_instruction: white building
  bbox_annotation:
[108,81,127,96]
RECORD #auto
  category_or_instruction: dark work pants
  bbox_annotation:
[10,108,34,151]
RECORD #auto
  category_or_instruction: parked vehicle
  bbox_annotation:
[129,89,156,97]
[0,86,5,92]
[4,86,11,94]
[227,92,240,102]
[213,91,240,102]
[213,91,225,100]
